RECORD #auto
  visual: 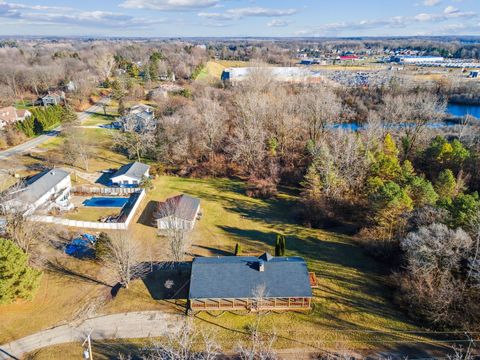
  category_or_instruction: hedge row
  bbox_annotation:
[16,105,64,137]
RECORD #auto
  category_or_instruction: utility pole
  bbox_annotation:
[82,329,93,360]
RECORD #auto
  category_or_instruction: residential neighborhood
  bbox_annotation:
[0,3,480,359]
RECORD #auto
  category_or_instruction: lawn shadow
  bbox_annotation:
[142,262,191,300]
[191,244,233,257]
[45,259,112,288]
[137,200,158,227]
[91,340,145,360]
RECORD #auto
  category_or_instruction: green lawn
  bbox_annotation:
[1,175,436,353]
[127,176,431,351]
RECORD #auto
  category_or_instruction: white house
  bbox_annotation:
[121,104,155,132]
[0,107,32,129]
[4,169,72,215]
[154,194,201,231]
[110,162,150,187]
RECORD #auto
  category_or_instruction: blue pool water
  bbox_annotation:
[83,197,129,208]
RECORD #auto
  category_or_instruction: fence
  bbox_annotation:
[72,186,139,196]
[30,189,146,230]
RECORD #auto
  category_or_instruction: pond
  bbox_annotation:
[447,103,480,119]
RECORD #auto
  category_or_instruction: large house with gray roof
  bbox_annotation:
[109,162,150,187]
[188,253,313,312]
[4,169,72,215]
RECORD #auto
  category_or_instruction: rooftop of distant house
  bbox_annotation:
[111,162,150,181]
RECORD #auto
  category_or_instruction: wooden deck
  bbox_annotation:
[190,297,312,312]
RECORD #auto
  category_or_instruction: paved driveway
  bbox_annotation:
[0,311,180,359]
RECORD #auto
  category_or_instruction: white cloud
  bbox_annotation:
[298,7,477,35]
[444,5,458,14]
[423,0,441,6]
[267,19,291,27]
[120,0,220,11]
[198,6,298,21]
[0,1,164,28]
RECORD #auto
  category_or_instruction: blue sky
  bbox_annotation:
[0,0,479,37]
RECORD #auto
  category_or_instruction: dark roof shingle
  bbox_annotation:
[188,254,312,299]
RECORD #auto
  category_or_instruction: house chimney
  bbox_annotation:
[258,260,265,272]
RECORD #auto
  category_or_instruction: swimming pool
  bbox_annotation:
[83,197,129,208]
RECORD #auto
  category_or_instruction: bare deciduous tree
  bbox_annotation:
[237,285,277,360]
[145,320,220,360]
[156,199,192,265]
[100,232,146,289]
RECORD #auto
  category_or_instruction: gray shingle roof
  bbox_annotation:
[111,162,149,181]
[20,169,70,204]
[155,194,200,221]
[188,254,312,299]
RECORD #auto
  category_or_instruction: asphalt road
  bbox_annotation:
[0,97,110,161]
[0,311,180,359]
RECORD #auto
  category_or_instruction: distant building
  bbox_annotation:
[64,81,77,92]
[38,91,65,106]
[221,67,323,84]
[3,169,72,215]
[0,107,31,129]
[154,194,200,231]
[188,253,313,312]
[110,161,150,187]
[121,104,155,132]
[390,55,444,64]
[339,55,360,61]
[469,71,479,79]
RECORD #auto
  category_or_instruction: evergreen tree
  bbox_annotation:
[279,234,286,256]
[274,235,281,256]
[234,243,242,256]
[95,232,111,260]
[0,238,42,304]
[275,234,286,256]
[435,169,458,204]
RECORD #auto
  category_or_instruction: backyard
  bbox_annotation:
[0,175,446,355]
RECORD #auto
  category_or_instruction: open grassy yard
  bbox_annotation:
[34,127,129,172]
[1,174,441,354]
[195,60,250,83]
[126,176,432,350]
[63,206,120,222]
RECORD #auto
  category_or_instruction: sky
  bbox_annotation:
[0,0,479,37]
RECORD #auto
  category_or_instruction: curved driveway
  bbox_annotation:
[0,311,180,359]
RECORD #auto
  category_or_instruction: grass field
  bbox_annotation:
[36,127,129,172]
[0,175,438,355]
[195,60,249,83]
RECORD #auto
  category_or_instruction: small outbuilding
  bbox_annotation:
[188,253,313,312]
[109,162,150,187]
[154,194,200,231]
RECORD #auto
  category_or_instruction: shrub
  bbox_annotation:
[245,178,277,199]
[0,238,42,304]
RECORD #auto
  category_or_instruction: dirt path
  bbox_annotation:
[0,311,181,360]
